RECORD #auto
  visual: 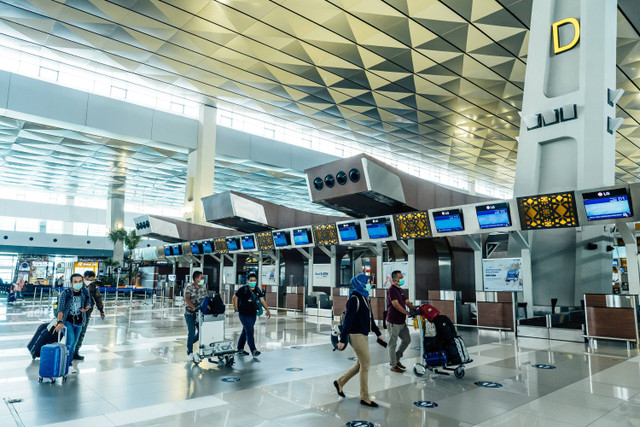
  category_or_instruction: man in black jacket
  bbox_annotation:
[73,271,105,361]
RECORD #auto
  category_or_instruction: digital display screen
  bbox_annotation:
[583,188,633,221]
[171,245,182,256]
[433,209,464,233]
[293,228,312,245]
[190,243,201,255]
[164,246,171,256]
[272,231,290,247]
[241,235,256,250]
[202,241,213,254]
[338,222,360,241]
[365,218,392,239]
[226,237,240,251]
[475,203,512,229]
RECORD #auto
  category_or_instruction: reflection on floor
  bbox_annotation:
[0,297,639,426]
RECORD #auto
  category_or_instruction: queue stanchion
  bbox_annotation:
[115,287,118,305]
[39,288,43,305]
[130,288,133,306]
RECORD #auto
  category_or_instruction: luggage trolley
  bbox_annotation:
[193,311,236,367]
[413,315,471,379]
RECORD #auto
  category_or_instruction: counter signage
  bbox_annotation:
[482,258,523,291]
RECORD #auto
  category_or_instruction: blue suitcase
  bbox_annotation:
[39,330,69,383]
[424,350,448,367]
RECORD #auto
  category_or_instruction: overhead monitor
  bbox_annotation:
[190,242,202,255]
[365,217,393,239]
[583,188,633,221]
[164,246,171,256]
[226,237,241,252]
[202,241,213,254]
[433,209,464,233]
[272,230,291,248]
[292,227,313,246]
[171,244,183,256]
[241,235,256,250]
[475,203,512,229]
[338,221,361,242]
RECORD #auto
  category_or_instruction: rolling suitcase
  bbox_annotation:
[39,328,69,383]
[27,322,57,359]
[424,350,448,367]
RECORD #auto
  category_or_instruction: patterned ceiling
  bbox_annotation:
[0,0,637,198]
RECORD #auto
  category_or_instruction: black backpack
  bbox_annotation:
[209,293,225,316]
[433,314,457,343]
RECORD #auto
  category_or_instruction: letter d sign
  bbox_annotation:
[552,18,580,54]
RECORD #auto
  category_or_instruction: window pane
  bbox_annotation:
[73,223,88,236]
[15,218,39,232]
[46,220,63,234]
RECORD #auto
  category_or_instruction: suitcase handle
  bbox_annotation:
[57,325,67,345]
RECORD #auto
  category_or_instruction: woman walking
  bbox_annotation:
[334,274,386,407]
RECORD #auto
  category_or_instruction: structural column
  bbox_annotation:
[184,105,217,225]
[107,195,125,264]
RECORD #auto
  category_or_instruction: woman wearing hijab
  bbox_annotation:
[333,273,386,407]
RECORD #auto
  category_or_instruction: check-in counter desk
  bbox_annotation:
[476,292,515,332]
[427,290,457,323]
[286,286,305,312]
[333,287,350,317]
[265,286,279,308]
[585,294,639,346]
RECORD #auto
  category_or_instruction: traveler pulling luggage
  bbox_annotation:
[413,303,472,378]
[27,320,58,359]
[39,327,69,383]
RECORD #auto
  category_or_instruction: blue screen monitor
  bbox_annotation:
[475,203,512,229]
[171,245,182,256]
[164,246,171,256]
[583,188,633,221]
[338,222,361,242]
[272,231,291,247]
[365,217,392,239]
[293,228,313,245]
[226,237,240,251]
[202,241,213,254]
[241,235,256,250]
[433,209,464,233]
[190,242,202,255]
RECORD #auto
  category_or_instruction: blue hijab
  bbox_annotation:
[350,273,370,298]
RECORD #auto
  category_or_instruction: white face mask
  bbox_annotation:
[84,280,92,286]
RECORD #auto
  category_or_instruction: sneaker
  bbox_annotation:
[69,367,78,374]
[238,350,250,356]
[252,350,261,357]
[397,362,406,369]
[390,365,404,373]
[187,353,194,362]
[73,354,84,361]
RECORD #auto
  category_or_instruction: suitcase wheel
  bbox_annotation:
[454,366,464,379]
[413,364,426,377]
[62,376,67,382]
[38,377,42,383]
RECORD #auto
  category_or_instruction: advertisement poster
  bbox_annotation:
[482,258,523,291]
[223,266,236,284]
[261,265,277,286]
[312,264,331,287]
[74,262,98,276]
[382,261,409,289]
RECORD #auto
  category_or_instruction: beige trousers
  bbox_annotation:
[337,334,370,401]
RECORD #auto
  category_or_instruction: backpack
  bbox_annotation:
[433,314,457,343]
[331,294,361,350]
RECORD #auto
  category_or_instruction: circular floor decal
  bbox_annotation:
[348,356,357,361]
[221,377,241,383]
[413,346,421,351]
[286,367,303,372]
[532,364,556,370]
[413,400,438,409]
[474,381,503,388]
[291,346,304,350]
[346,422,374,427]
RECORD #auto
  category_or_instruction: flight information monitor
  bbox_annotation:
[583,188,633,221]
[338,222,361,242]
[292,228,313,245]
[190,242,202,255]
[475,203,512,229]
[241,235,256,250]
[433,209,464,233]
[171,245,182,256]
[164,246,171,256]
[202,241,213,254]
[272,231,291,247]
[365,217,392,239]
[226,237,240,251]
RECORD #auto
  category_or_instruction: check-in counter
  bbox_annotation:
[369,288,387,321]
[585,294,639,345]
[333,287,350,317]
[476,292,515,332]
[427,290,457,322]
[286,286,305,311]
[265,285,279,308]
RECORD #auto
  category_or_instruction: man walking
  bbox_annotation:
[73,271,105,361]
[386,270,417,373]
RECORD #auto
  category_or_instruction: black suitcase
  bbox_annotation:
[423,336,442,353]
[27,323,56,359]
[433,315,457,343]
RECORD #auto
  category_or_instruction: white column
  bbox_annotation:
[107,195,125,264]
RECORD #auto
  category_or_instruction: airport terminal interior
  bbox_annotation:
[1,0,640,426]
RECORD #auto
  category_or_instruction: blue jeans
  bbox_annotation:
[238,315,257,352]
[63,322,83,367]
[184,313,199,354]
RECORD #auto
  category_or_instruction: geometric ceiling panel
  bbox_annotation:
[0,0,637,194]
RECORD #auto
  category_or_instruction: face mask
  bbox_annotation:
[365,284,372,292]
[398,279,405,286]
[248,281,257,288]
[84,280,92,286]
[72,283,83,291]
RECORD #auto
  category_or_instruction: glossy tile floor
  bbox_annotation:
[1,296,639,426]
